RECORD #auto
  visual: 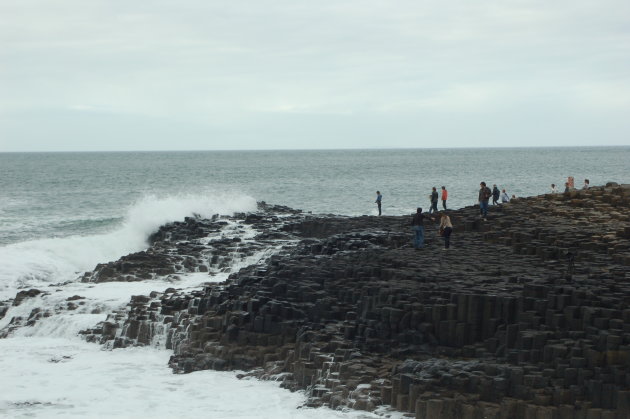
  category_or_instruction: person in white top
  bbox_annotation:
[500,189,510,203]
[551,184,558,193]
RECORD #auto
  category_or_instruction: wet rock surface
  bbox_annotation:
[80,186,630,418]
[81,203,305,283]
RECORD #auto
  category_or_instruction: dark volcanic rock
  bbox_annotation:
[83,185,630,418]
[81,203,306,283]
[13,289,43,306]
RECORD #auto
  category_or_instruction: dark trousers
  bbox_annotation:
[377,202,381,215]
[480,200,489,217]
[442,199,447,210]
[443,227,452,248]
[429,201,438,213]
[413,226,425,248]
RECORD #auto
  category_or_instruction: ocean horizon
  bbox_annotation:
[2,144,628,153]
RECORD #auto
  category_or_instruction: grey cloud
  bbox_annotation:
[1,0,629,151]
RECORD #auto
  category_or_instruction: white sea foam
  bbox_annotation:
[0,193,257,300]
[0,337,401,419]
[0,272,227,338]
[0,267,403,418]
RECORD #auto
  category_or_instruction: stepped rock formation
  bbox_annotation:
[80,184,630,418]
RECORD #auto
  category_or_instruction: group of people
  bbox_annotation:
[414,187,452,250]
[411,207,453,251]
[411,180,512,250]
[477,182,512,220]
[375,175,592,252]
[427,186,449,213]
[554,177,590,193]
[375,189,454,250]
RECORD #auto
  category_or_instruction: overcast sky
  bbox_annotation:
[1,1,629,151]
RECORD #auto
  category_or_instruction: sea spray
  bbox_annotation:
[0,192,256,299]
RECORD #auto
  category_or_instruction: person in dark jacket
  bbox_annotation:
[411,208,426,249]
[429,187,439,214]
[478,182,491,220]
[492,185,500,205]
[375,191,382,216]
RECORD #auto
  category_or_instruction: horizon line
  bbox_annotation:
[1,145,629,153]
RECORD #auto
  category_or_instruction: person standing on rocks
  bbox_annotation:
[429,187,439,214]
[551,184,558,193]
[411,208,427,249]
[375,191,383,216]
[583,179,590,190]
[438,213,453,250]
[441,186,448,210]
[501,189,510,203]
[478,182,492,220]
[492,184,500,205]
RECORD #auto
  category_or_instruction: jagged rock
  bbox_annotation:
[13,289,43,306]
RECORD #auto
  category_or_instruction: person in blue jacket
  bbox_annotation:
[375,191,382,216]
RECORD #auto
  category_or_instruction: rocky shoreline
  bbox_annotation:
[5,184,630,418]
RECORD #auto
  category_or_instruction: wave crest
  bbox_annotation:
[0,192,257,299]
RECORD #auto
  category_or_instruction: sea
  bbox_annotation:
[0,147,628,418]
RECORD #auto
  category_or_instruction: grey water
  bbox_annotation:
[1,147,629,246]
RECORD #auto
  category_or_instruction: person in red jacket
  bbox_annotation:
[441,186,448,210]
